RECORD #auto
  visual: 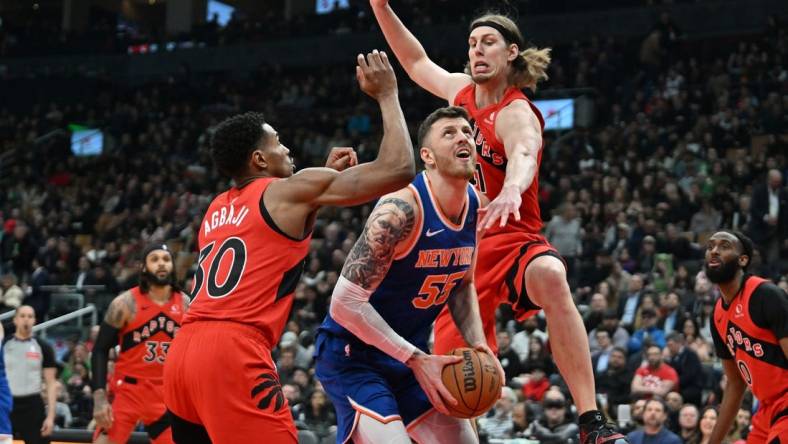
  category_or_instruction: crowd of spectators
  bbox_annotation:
[1,0,713,59]
[0,5,785,442]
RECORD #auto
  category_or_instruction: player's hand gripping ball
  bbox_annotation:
[440,347,503,418]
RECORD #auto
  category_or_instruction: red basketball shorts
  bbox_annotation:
[434,232,562,355]
[93,375,172,444]
[747,394,788,444]
[163,321,297,443]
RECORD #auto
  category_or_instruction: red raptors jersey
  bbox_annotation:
[183,177,311,348]
[453,84,545,236]
[116,286,184,381]
[713,276,788,403]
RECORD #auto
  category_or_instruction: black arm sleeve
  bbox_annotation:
[36,338,56,369]
[749,283,788,340]
[710,310,733,360]
[91,322,120,391]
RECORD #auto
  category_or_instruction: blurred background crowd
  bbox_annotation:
[0,0,786,442]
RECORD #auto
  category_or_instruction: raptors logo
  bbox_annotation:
[251,372,285,411]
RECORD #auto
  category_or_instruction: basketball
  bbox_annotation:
[440,347,502,418]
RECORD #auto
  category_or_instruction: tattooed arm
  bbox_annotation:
[341,191,417,289]
[329,189,420,361]
[330,188,464,413]
[103,291,135,329]
[91,291,135,429]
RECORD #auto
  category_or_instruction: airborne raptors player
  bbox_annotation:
[91,244,186,444]
[370,2,626,442]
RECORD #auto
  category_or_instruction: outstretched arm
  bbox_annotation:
[479,100,542,231]
[369,0,471,101]
[268,51,414,209]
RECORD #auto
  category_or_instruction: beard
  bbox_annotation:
[458,163,475,180]
[434,156,475,180]
[704,259,740,284]
[142,270,173,287]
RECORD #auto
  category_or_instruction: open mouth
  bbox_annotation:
[707,258,721,268]
[473,61,490,72]
[455,147,472,159]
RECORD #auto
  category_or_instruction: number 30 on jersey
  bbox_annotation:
[192,237,248,299]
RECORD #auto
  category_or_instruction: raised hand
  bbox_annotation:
[478,185,522,231]
[406,350,462,415]
[356,50,398,100]
[325,147,358,171]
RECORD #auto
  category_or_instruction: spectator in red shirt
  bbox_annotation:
[521,361,551,402]
[631,345,679,399]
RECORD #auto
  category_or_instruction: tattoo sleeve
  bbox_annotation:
[341,197,415,289]
[104,291,135,328]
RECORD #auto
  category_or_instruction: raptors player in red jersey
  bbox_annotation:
[163,50,414,444]
[91,244,186,444]
[704,231,788,444]
[370,3,627,443]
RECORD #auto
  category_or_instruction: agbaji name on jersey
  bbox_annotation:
[203,201,250,236]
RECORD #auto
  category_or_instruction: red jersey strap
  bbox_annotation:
[453,85,545,150]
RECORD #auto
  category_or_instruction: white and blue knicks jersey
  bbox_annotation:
[320,171,479,352]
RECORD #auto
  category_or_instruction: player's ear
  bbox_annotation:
[251,149,268,170]
[738,254,749,269]
[508,44,519,62]
[420,146,435,168]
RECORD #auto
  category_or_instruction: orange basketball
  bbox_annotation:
[440,347,502,418]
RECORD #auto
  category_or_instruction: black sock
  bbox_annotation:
[578,410,605,426]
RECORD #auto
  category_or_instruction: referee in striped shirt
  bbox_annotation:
[3,306,56,444]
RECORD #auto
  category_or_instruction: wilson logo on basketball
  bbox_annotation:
[442,348,503,418]
[251,372,285,411]
[462,350,477,392]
